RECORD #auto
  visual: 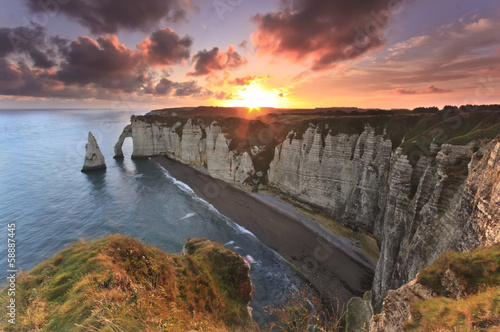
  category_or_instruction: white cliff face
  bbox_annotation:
[269,123,500,310]
[180,119,206,166]
[455,141,500,248]
[269,124,392,233]
[82,131,106,172]
[115,117,257,186]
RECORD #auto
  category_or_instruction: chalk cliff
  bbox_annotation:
[81,131,106,172]
[268,123,500,310]
[116,111,500,313]
[115,116,263,187]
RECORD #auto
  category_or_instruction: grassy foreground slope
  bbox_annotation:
[0,235,257,332]
[407,243,500,331]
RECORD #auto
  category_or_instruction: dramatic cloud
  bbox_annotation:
[238,40,248,51]
[300,15,500,101]
[138,28,192,66]
[251,0,403,71]
[0,25,214,99]
[56,35,145,92]
[214,91,234,100]
[0,58,98,98]
[205,71,267,88]
[0,25,65,69]
[393,85,451,95]
[24,0,188,34]
[148,78,175,95]
[0,26,44,57]
[143,77,209,98]
[229,75,258,86]
[377,16,500,87]
[173,80,204,96]
[188,45,247,76]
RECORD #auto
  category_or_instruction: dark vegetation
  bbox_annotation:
[265,285,345,332]
[282,108,500,167]
[0,235,257,331]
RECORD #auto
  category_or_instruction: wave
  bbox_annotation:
[180,212,196,220]
[158,167,256,238]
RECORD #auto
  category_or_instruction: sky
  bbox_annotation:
[0,0,499,110]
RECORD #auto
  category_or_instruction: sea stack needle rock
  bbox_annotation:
[81,131,106,172]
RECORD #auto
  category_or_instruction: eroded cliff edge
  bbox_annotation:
[115,109,500,311]
[0,235,257,331]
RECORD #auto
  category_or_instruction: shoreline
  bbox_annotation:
[152,155,375,304]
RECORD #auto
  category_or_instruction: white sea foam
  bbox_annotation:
[159,167,256,238]
[180,212,196,220]
[244,255,255,266]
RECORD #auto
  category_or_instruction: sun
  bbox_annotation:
[227,83,279,111]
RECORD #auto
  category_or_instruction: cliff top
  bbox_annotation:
[0,235,257,331]
[407,243,500,330]
[139,107,500,158]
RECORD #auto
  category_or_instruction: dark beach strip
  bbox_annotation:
[152,155,375,304]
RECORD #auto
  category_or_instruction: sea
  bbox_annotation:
[0,108,305,326]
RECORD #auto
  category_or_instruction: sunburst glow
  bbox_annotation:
[227,83,279,111]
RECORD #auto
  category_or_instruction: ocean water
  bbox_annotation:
[0,109,305,326]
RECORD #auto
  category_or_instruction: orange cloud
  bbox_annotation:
[188,45,247,76]
[392,85,451,95]
[251,0,400,71]
[138,28,192,67]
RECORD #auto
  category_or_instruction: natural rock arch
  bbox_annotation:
[114,124,132,159]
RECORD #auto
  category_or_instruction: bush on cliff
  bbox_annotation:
[265,285,345,332]
[0,235,257,331]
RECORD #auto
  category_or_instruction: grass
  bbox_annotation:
[417,243,500,296]
[406,243,500,331]
[406,288,500,331]
[0,235,258,332]
[446,122,500,146]
[400,111,500,163]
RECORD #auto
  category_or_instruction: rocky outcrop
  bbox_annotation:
[269,123,500,310]
[0,235,258,331]
[369,279,434,332]
[370,242,500,331]
[81,131,106,172]
[346,291,374,332]
[114,116,259,187]
[455,140,500,249]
